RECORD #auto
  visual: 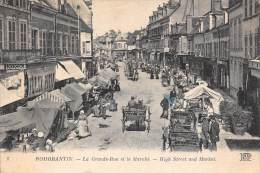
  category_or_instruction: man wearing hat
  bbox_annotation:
[28,128,37,146]
[201,116,210,149]
[37,132,45,151]
[128,96,137,109]
[160,95,169,119]
[209,115,220,151]
[99,98,107,119]
[137,99,144,109]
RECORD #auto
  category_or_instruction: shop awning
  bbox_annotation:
[55,63,73,82]
[0,83,23,107]
[0,100,64,142]
[56,60,84,81]
[33,89,72,104]
[78,83,93,92]
[88,76,110,88]
[68,82,87,95]
[98,68,119,80]
[184,85,224,101]
[32,99,63,138]
[0,108,34,134]
[61,83,86,112]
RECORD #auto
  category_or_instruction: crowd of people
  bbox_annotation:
[154,64,221,152]
[1,128,56,152]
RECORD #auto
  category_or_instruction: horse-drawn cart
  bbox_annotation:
[122,106,151,133]
[124,61,139,81]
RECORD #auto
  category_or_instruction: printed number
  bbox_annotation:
[240,153,252,161]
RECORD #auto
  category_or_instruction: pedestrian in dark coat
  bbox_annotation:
[209,115,220,151]
[150,68,154,79]
[162,127,168,151]
[170,89,176,102]
[237,87,245,107]
[160,96,169,119]
[155,66,160,79]
[201,117,210,149]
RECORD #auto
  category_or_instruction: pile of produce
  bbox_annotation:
[231,110,253,135]
[219,100,253,135]
[219,101,238,132]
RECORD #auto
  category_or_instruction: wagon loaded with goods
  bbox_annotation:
[124,61,139,81]
[167,110,200,151]
[121,105,151,133]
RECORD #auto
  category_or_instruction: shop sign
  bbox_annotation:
[5,64,27,70]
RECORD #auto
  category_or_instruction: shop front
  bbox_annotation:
[82,57,97,80]
[217,60,229,90]
[201,57,217,88]
[149,51,155,63]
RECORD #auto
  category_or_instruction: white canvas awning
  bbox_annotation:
[56,60,84,81]
[184,85,224,101]
[88,76,110,88]
[55,63,73,81]
[78,83,93,91]
[0,83,23,107]
[98,68,119,80]
[33,89,72,104]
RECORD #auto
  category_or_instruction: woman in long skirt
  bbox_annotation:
[78,111,91,139]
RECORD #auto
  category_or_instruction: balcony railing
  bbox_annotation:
[0,49,56,64]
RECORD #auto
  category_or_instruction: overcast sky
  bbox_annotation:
[92,0,168,37]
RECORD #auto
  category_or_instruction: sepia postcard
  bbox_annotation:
[0,0,260,172]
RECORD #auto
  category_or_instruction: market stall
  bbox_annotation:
[88,76,110,89]
[61,83,88,119]
[0,99,69,150]
[0,108,34,144]
[184,85,224,121]
[98,68,119,81]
